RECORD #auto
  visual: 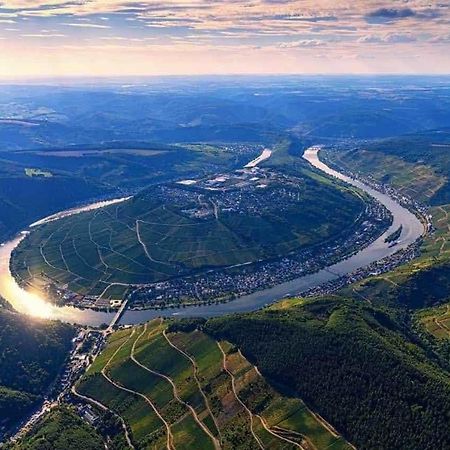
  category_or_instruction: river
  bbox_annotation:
[0,147,424,326]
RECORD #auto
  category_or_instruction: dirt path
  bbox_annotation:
[163,330,223,445]
[434,304,450,335]
[136,220,172,267]
[102,329,175,450]
[256,414,304,449]
[132,325,221,450]
[216,342,265,450]
[72,385,135,449]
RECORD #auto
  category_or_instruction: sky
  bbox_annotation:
[0,1,449,79]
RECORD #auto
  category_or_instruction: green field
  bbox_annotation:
[12,166,365,302]
[77,319,351,450]
[0,140,249,243]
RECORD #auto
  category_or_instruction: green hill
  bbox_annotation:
[206,297,450,450]
[7,405,104,450]
[327,128,450,205]
[0,141,251,243]
[12,163,367,305]
[76,318,352,450]
[0,308,74,438]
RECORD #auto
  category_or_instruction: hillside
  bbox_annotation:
[327,129,450,205]
[11,162,372,308]
[206,297,450,450]
[0,141,252,243]
[0,308,74,438]
[76,318,352,450]
[6,405,104,450]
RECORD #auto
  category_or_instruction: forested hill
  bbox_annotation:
[0,309,74,438]
[6,406,104,450]
[206,297,450,450]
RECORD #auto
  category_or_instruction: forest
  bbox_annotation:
[6,406,104,450]
[206,297,450,450]
[0,308,74,437]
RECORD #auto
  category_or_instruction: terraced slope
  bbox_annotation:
[206,297,450,450]
[326,129,450,205]
[76,319,352,450]
[12,169,366,302]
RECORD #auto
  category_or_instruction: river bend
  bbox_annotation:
[0,147,424,325]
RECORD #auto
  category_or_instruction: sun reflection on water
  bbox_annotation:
[0,272,54,319]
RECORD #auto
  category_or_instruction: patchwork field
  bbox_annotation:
[11,169,366,302]
[76,319,352,450]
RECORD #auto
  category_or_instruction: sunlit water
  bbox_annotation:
[0,149,424,326]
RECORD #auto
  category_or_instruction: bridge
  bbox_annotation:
[106,299,129,334]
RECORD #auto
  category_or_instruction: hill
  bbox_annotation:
[0,141,253,243]
[11,161,373,308]
[206,297,450,450]
[327,128,450,205]
[6,405,104,450]
[76,318,352,450]
[0,308,74,438]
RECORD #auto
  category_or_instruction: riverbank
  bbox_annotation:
[0,146,424,326]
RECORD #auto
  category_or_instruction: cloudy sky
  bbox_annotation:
[0,0,449,78]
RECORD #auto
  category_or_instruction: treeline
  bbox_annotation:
[205,297,450,450]
[0,310,74,435]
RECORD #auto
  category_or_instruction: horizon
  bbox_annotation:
[1,72,450,85]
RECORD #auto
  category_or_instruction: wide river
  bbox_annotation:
[0,147,424,326]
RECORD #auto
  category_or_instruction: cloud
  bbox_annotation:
[365,7,441,23]
[21,33,65,37]
[279,39,325,48]
[358,33,417,44]
[62,22,111,29]
[366,8,416,21]
[0,0,449,77]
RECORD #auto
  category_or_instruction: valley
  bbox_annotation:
[2,76,450,450]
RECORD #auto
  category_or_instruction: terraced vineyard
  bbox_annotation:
[11,168,366,304]
[76,319,352,450]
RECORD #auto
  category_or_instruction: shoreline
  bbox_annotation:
[0,146,425,326]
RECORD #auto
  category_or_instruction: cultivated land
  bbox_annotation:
[323,131,450,344]
[206,297,450,450]
[76,318,352,450]
[11,162,374,309]
[0,141,261,242]
[325,128,450,205]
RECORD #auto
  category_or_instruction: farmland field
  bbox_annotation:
[11,165,368,303]
[76,318,352,450]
